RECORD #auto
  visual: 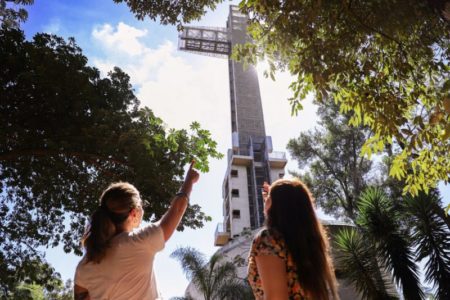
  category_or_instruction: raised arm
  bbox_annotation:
[158,161,199,241]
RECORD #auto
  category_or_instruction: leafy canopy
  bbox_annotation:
[113,0,225,29]
[234,0,450,196]
[0,27,221,292]
[287,102,373,221]
[0,0,34,29]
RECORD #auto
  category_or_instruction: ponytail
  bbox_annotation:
[82,182,141,263]
[82,208,116,263]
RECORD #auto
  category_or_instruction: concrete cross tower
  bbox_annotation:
[178,5,287,246]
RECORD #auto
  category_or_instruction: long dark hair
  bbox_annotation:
[266,179,339,300]
[82,182,141,263]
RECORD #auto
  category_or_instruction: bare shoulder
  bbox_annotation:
[253,227,270,240]
[253,227,281,244]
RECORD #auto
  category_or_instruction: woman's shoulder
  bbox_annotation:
[251,227,286,257]
[121,222,165,253]
[253,227,284,246]
[254,227,282,240]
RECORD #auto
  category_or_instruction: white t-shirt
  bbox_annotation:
[75,223,165,300]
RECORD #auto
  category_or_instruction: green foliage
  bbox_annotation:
[234,0,450,196]
[10,283,44,300]
[287,102,372,221]
[2,279,73,300]
[335,186,450,299]
[0,27,221,293]
[0,259,60,299]
[113,0,224,29]
[357,188,423,299]
[170,247,254,300]
[334,228,397,300]
[403,192,450,299]
[0,0,33,29]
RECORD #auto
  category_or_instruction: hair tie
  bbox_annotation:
[100,204,129,224]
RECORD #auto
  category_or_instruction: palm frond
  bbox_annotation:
[170,247,209,297]
[171,247,253,300]
[334,228,397,300]
[210,262,238,299]
[217,279,254,300]
[404,192,450,299]
[357,188,423,300]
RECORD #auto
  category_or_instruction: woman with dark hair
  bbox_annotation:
[74,161,199,300]
[248,179,339,300]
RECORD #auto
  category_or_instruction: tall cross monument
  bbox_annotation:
[178,5,287,246]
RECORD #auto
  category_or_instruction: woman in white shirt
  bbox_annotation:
[74,161,199,300]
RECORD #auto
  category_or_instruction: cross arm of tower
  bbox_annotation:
[178,25,230,58]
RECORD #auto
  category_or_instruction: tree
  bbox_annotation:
[113,0,224,29]
[0,259,60,299]
[357,188,423,300]
[0,0,34,28]
[170,247,254,300]
[114,0,450,197]
[334,229,397,300]
[287,102,373,221]
[0,27,221,293]
[403,192,450,299]
[9,283,44,300]
[235,0,450,197]
[336,187,450,299]
[1,278,73,300]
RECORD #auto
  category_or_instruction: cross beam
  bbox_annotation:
[178,26,230,58]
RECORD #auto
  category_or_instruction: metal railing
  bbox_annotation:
[269,151,286,160]
[215,223,225,235]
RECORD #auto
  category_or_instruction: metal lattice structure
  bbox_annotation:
[178,26,230,58]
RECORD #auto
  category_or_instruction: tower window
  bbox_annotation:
[231,169,238,177]
[232,210,241,219]
[231,189,239,197]
[279,173,285,178]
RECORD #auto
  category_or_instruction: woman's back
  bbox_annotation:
[75,223,164,300]
[248,228,306,299]
[247,179,339,300]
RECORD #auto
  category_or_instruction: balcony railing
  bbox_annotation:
[269,151,286,160]
[214,222,230,246]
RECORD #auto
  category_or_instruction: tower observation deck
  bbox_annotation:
[178,5,287,246]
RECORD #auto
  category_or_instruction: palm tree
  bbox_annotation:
[357,188,423,300]
[170,247,254,300]
[403,191,450,299]
[334,228,397,300]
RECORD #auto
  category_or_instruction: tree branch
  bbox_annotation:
[345,2,403,47]
[0,149,128,166]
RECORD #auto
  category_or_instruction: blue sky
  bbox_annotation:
[18,0,450,298]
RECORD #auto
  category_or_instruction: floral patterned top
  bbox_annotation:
[247,228,305,299]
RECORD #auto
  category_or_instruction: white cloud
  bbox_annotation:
[92,22,148,56]
[90,22,230,147]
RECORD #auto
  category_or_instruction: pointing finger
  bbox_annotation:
[188,160,196,171]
